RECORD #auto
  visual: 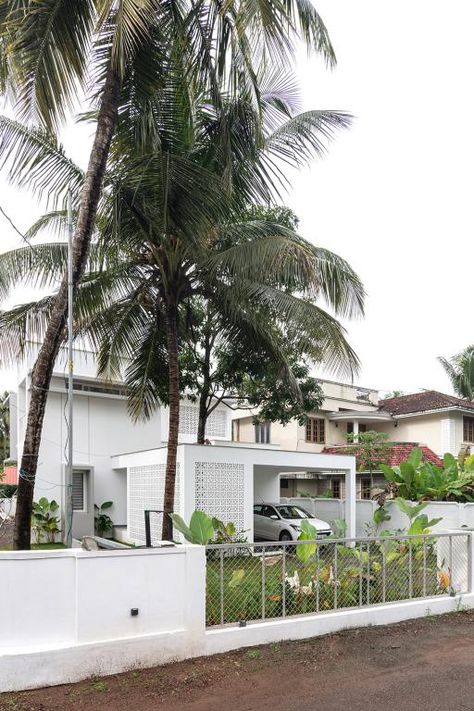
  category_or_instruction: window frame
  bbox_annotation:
[331,478,341,499]
[361,477,371,500]
[255,421,271,444]
[72,470,88,513]
[306,417,325,444]
[464,416,474,443]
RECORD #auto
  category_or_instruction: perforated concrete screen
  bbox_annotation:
[194,461,245,530]
[178,405,227,438]
[129,463,181,543]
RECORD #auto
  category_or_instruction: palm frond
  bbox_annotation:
[264,109,352,168]
[0,116,84,207]
[0,243,68,300]
[218,280,360,378]
[5,0,95,129]
[0,295,56,366]
[125,318,169,420]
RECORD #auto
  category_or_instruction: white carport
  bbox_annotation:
[112,443,356,544]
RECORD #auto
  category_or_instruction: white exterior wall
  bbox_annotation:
[114,445,356,544]
[14,346,231,540]
[16,387,161,539]
[1,535,474,692]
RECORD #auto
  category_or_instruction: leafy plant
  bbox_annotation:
[31,497,60,544]
[0,484,17,498]
[394,498,442,535]
[380,448,474,502]
[94,501,114,537]
[211,517,248,544]
[373,505,391,528]
[296,519,318,563]
[170,511,216,545]
[330,518,348,538]
[171,510,247,545]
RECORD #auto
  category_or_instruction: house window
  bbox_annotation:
[280,477,289,489]
[306,418,325,444]
[255,422,271,444]
[72,471,87,512]
[361,478,371,500]
[360,423,367,433]
[232,420,240,442]
[464,417,474,443]
[331,479,341,498]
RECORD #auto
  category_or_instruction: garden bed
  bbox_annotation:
[206,538,453,626]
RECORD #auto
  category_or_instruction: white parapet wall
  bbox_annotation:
[2,536,474,693]
[0,545,206,692]
[284,498,474,536]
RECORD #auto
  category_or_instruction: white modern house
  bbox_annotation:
[11,345,356,543]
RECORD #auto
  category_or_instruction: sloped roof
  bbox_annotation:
[322,443,443,469]
[379,390,474,416]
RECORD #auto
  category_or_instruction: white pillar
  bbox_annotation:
[344,458,356,539]
[353,421,359,437]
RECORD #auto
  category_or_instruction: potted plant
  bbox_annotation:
[94,501,114,538]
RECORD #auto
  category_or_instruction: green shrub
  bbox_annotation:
[0,484,17,498]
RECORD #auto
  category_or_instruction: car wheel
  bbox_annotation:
[279,530,292,542]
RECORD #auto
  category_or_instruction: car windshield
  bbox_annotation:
[275,505,312,520]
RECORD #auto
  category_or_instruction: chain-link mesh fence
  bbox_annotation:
[205,533,470,627]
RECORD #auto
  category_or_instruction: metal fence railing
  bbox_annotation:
[205,532,471,627]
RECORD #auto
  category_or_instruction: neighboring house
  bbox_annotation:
[318,442,443,500]
[377,391,474,457]
[232,383,472,499]
[233,380,382,451]
[12,345,357,543]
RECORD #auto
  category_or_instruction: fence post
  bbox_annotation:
[220,549,224,625]
[468,532,474,594]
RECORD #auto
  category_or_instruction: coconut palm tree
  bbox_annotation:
[0,0,336,549]
[438,347,474,400]
[0,70,363,539]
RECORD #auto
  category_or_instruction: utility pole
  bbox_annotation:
[64,191,74,547]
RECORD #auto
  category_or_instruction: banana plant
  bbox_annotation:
[395,498,442,536]
[169,510,215,545]
[296,519,318,563]
[381,448,474,502]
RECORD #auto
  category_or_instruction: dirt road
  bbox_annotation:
[3,611,474,711]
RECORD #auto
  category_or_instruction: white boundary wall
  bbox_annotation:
[2,537,474,693]
[284,498,474,536]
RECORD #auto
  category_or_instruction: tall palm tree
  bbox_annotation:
[0,72,363,540]
[0,0,336,549]
[438,347,474,400]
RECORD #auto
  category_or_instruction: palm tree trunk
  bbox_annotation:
[196,393,208,444]
[197,330,212,445]
[162,303,180,540]
[13,66,121,550]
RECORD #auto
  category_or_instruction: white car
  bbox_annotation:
[253,502,332,542]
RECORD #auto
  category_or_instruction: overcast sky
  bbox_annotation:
[0,0,472,396]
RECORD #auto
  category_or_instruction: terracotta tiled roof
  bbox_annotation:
[379,390,474,416]
[2,465,17,485]
[322,443,443,469]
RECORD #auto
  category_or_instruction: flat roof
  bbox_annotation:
[111,442,356,472]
